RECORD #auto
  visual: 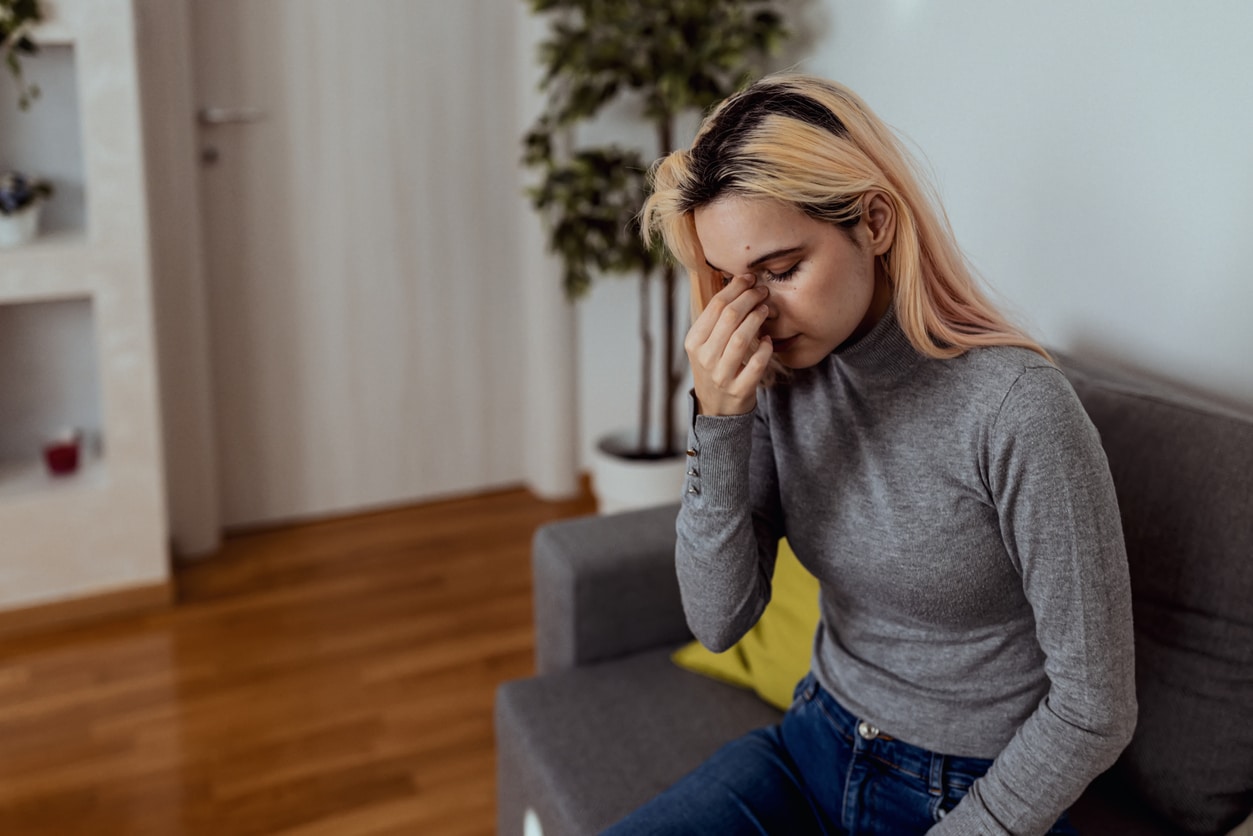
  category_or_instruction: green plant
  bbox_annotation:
[0,169,51,214]
[524,0,789,459]
[1,0,44,110]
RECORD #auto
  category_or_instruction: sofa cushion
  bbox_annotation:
[671,538,820,711]
[532,504,688,673]
[1064,363,1253,835]
[495,647,781,836]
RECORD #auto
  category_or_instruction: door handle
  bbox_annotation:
[198,106,267,125]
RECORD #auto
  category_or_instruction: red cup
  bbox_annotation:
[43,431,82,476]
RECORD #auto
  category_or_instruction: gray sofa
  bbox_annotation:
[496,356,1253,836]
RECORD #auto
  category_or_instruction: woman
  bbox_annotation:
[608,75,1137,835]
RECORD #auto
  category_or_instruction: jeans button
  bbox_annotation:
[857,721,879,740]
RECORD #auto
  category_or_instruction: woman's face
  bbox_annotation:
[693,195,891,370]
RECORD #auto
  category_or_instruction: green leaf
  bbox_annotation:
[2,0,46,111]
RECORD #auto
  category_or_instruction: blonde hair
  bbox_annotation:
[641,74,1047,361]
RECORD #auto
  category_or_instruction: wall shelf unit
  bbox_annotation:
[0,0,168,616]
[0,454,106,499]
[0,295,103,493]
[0,237,96,304]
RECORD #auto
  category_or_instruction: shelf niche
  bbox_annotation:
[0,43,88,240]
[0,296,104,500]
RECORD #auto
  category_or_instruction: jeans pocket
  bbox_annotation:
[932,762,993,822]
[934,785,965,821]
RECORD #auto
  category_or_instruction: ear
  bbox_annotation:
[862,191,896,256]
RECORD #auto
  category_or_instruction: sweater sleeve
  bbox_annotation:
[931,366,1137,835]
[674,391,786,652]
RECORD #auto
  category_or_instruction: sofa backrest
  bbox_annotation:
[1059,355,1253,835]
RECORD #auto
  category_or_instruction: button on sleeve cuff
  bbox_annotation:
[683,392,756,510]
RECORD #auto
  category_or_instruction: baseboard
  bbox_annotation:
[0,580,174,641]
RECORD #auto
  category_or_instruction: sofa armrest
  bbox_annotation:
[532,503,691,674]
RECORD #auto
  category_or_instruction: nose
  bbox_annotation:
[759,286,779,319]
[747,276,779,321]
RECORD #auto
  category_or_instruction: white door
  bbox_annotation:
[190,1,531,527]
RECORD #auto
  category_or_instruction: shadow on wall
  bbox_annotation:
[1064,335,1253,420]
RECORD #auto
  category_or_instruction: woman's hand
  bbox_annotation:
[685,274,773,416]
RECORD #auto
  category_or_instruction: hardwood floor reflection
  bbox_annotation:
[0,485,597,835]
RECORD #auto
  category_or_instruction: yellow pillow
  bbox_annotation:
[671,538,821,711]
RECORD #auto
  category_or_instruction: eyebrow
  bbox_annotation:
[705,246,804,275]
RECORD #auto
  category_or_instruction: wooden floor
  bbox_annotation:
[0,485,597,835]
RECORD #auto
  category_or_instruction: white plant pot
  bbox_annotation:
[0,203,42,249]
[591,430,688,515]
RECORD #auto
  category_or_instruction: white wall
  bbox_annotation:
[515,4,582,500]
[801,0,1253,409]
[135,0,222,556]
[576,0,1253,463]
[0,0,169,608]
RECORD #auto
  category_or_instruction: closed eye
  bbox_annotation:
[762,263,800,283]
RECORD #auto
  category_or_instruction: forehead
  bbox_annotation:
[695,197,805,245]
[693,197,823,268]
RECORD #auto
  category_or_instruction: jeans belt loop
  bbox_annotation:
[928,752,946,797]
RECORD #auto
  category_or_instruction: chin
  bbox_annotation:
[774,352,819,371]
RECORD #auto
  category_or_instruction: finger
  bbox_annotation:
[695,291,765,383]
[686,274,757,348]
[702,282,770,360]
[710,303,771,386]
[708,332,773,407]
[737,335,774,387]
[733,303,771,365]
[714,272,756,300]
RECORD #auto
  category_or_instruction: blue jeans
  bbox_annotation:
[603,672,1078,835]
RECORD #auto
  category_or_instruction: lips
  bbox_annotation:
[770,335,799,352]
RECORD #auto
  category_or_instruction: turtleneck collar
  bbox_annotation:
[829,300,925,386]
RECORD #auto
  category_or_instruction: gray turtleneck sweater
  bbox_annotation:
[677,306,1137,836]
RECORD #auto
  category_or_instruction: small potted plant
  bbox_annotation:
[1,0,50,247]
[0,169,52,247]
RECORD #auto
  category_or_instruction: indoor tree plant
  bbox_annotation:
[523,0,789,510]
